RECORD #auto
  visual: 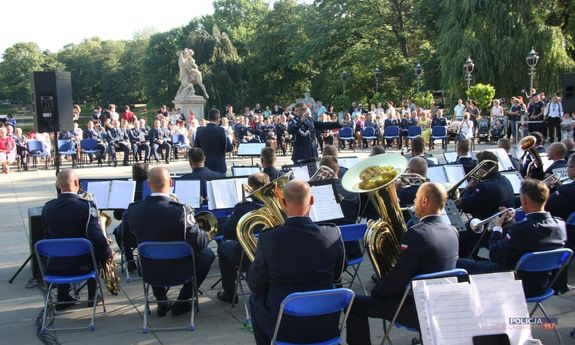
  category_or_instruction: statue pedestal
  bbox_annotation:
[174,95,207,120]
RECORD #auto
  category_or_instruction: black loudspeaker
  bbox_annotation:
[562,73,575,113]
[31,71,74,132]
[28,207,44,279]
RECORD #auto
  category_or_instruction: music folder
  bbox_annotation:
[232,165,261,177]
[308,180,344,223]
[427,165,467,188]
[206,177,248,210]
[174,180,201,208]
[87,180,136,209]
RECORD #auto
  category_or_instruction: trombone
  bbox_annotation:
[447,159,499,200]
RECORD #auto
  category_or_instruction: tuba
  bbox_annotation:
[342,153,408,279]
[236,173,293,262]
[79,190,121,295]
[521,135,544,179]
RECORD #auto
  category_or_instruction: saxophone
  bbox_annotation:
[80,190,121,295]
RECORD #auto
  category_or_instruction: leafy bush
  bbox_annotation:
[412,91,434,109]
[467,83,496,110]
[331,95,352,113]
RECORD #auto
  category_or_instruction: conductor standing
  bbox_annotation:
[194,109,233,174]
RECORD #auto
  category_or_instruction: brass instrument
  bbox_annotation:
[236,173,293,262]
[308,165,336,182]
[79,190,121,295]
[398,172,428,188]
[169,193,219,241]
[342,153,408,279]
[521,135,544,179]
[469,207,521,233]
[447,159,499,199]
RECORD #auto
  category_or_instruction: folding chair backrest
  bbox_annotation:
[514,248,573,273]
[139,241,193,260]
[361,127,375,137]
[412,268,468,282]
[58,139,74,152]
[177,134,187,144]
[81,139,98,150]
[27,140,44,152]
[171,134,180,144]
[339,127,353,138]
[384,126,399,136]
[35,238,93,258]
[407,126,422,136]
[431,126,447,137]
[281,288,355,317]
[339,224,368,243]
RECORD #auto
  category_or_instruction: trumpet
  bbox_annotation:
[397,172,428,187]
[469,207,521,233]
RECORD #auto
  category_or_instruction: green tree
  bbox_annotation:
[467,83,496,114]
[0,42,46,102]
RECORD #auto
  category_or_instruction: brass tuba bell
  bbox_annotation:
[341,153,408,279]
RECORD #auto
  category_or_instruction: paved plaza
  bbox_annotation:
[1,145,574,344]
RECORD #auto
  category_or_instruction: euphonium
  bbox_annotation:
[79,190,121,295]
[308,165,336,182]
[169,193,219,240]
[236,173,293,262]
[521,135,544,179]
[341,153,408,279]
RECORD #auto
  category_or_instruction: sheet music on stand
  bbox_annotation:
[413,272,532,345]
[237,142,266,156]
[206,177,248,210]
[291,166,310,181]
[87,180,136,209]
[308,181,344,223]
[232,166,261,177]
[501,171,523,194]
[486,148,515,171]
[338,156,359,169]
[428,165,468,188]
[443,151,458,164]
[174,180,201,208]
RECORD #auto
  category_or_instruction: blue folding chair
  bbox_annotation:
[406,126,422,147]
[430,126,447,151]
[58,139,77,167]
[384,126,400,150]
[514,248,573,345]
[27,140,50,170]
[361,127,377,150]
[339,127,355,151]
[382,268,469,345]
[339,224,368,294]
[138,241,198,333]
[270,288,355,345]
[35,238,106,333]
[171,134,190,159]
[80,139,101,167]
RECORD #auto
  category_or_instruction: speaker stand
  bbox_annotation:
[54,130,60,175]
[9,253,33,284]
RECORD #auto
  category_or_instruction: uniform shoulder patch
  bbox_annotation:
[89,206,98,217]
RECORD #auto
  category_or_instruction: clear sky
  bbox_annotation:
[0,0,215,56]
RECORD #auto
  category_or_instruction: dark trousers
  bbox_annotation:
[57,278,96,301]
[346,294,418,345]
[16,146,27,168]
[459,228,489,259]
[113,225,137,262]
[131,142,151,161]
[217,240,250,294]
[546,117,562,143]
[109,142,130,163]
[153,142,172,162]
[152,282,194,301]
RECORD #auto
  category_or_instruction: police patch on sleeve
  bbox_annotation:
[90,206,98,217]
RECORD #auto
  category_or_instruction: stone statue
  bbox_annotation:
[176,48,209,99]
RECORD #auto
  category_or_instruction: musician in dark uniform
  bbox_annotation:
[124,167,215,316]
[544,142,567,175]
[397,157,428,208]
[216,172,269,303]
[180,148,226,199]
[260,147,279,180]
[150,119,172,164]
[322,145,348,178]
[248,180,345,344]
[106,119,130,167]
[457,179,566,296]
[457,151,515,258]
[128,120,151,162]
[195,108,233,174]
[83,120,107,164]
[346,182,459,345]
[288,102,341,164]
[410,136,436,166]
[454,138,477,174]
[42,169,112,310]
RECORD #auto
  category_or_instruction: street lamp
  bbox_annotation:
[526,47,539,92]
[373,67,381,93]
[414,63,422,93]
[341,71,348,97]
[463,57,475,100]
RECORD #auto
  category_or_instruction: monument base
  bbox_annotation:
[174,95,207,120]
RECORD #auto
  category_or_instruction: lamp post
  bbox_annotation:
[526,47,539,92]
[415,63,422,93]
[373,67,381,93]
[463,57,475,100]
[341,71,348,97]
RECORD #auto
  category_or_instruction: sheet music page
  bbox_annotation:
[443,151,458,164]
[502,172,523,194]
[175,180,201,208]
[338,157,359,169]
[87,181,110,209]
[291,166,310,181]
[541,156,551,171]
[206,181,216,210]
[427,166,448,184]
[232,167,253,176]
[492,148,515,171]
[309,184,343,222]
[471,273,532,345]
[237,143,266,155]
[210,179,240,209]
[108,181,136,209]
[444,165,467,188]
[234,177,249,204]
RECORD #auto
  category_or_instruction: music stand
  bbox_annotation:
[237,143,266,165]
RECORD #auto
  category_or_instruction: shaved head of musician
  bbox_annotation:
[547,142,567,162]
[56,169,80,193]
[282,180,314,216]
[414,182,446,218]
[147,166,171,194]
